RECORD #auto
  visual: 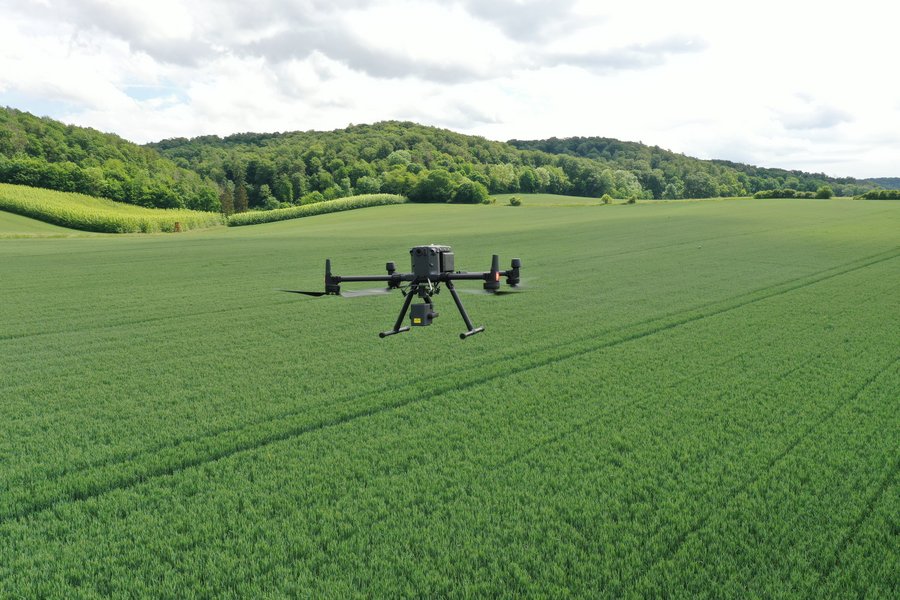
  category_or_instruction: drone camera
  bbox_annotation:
[410,302,438,326]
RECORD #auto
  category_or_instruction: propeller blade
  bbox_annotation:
[340,288,393,298]
[279,289,329,297]
[459,287,523,296]
[460,277,534,295]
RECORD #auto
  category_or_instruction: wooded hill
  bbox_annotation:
[0,107,219,211]
[154,121,879,212]
[864,177,900,190]
[0,107,882,213]
[511,137,874,199]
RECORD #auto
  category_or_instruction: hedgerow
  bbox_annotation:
[0,183,224,233]
[226,193,407,226]
[754,188,817,199]
[860,189,900,200]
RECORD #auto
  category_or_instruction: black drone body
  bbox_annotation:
[283,245,522,339]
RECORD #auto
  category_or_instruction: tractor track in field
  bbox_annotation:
[292,343,778,551]
[487,349,815,475]
[635,355,900,585]
[315,281,890,586]
[811,459,899,595]
[1,248,897,525]
[0,297,301,344]
[269,288,881,555]
[16,246,894,475]
[811,364,900,593]
[546,216,885,270]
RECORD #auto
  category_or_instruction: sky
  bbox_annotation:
[1,0,898,178]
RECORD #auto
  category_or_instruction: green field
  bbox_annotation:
[0,210,93,238]
[491,192,613,206]
[1,198,897,597]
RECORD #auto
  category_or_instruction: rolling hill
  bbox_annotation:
[1,107,883,215]
[153,121,879,211]
[0,107,219,210]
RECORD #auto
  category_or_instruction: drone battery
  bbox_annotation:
[410,302,437,326]
[440,251,454,272]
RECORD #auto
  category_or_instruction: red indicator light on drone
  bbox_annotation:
[494,272,500,281]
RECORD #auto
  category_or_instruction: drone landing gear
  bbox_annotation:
[447,281,485,339]
[379,285,417,338]
[378,281,484,339]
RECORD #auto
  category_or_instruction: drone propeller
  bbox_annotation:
[278,288,392,298]
[279,289,329,297]
[460,287,522,296]
[339,288,393,298]
[460,277,535,296]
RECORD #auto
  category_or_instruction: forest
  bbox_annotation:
[0,107,883,213]
[0,108,219,211]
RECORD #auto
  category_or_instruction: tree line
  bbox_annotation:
[0,107,219,210]
[1,107,885,214]
[154,122,881,213]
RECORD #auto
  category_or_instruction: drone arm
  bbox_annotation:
[443,271,509,281]
[443,256,520,288]
[331,273,412,292]
[335,274,399,283]
[325,259,411,292]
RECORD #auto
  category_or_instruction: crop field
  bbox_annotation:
[1,197,897,597]
[227,194,407,226]
[491,192,614,206]
[0,183,225,233]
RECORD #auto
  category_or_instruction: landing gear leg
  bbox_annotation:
[379,284,417,338]
[446,281,485,339]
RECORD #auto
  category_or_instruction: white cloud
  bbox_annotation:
[0,0,898,177]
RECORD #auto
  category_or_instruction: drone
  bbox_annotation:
[282,245,522,339]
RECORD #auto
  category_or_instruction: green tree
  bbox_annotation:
[273,174,294,203]
[234,182,249,213]
[381,168,419,196]
[662,182,680,199]
[683,172,717,198]
[815,185,834,199]
[355,175,381,194]
[536,165,571,194]
[612,170,643,198]
[487,163,519,193]
[451,180,489,204]
[410,169,455,203]
[518,167,539,193]
[220,181,235,215]
[301,190,325,204]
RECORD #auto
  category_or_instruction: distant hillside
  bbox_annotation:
[509,136,876,198]
[865,177,900,190]
[154,122,879,213]
[2,108,883,214]
[0,107,219,211]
